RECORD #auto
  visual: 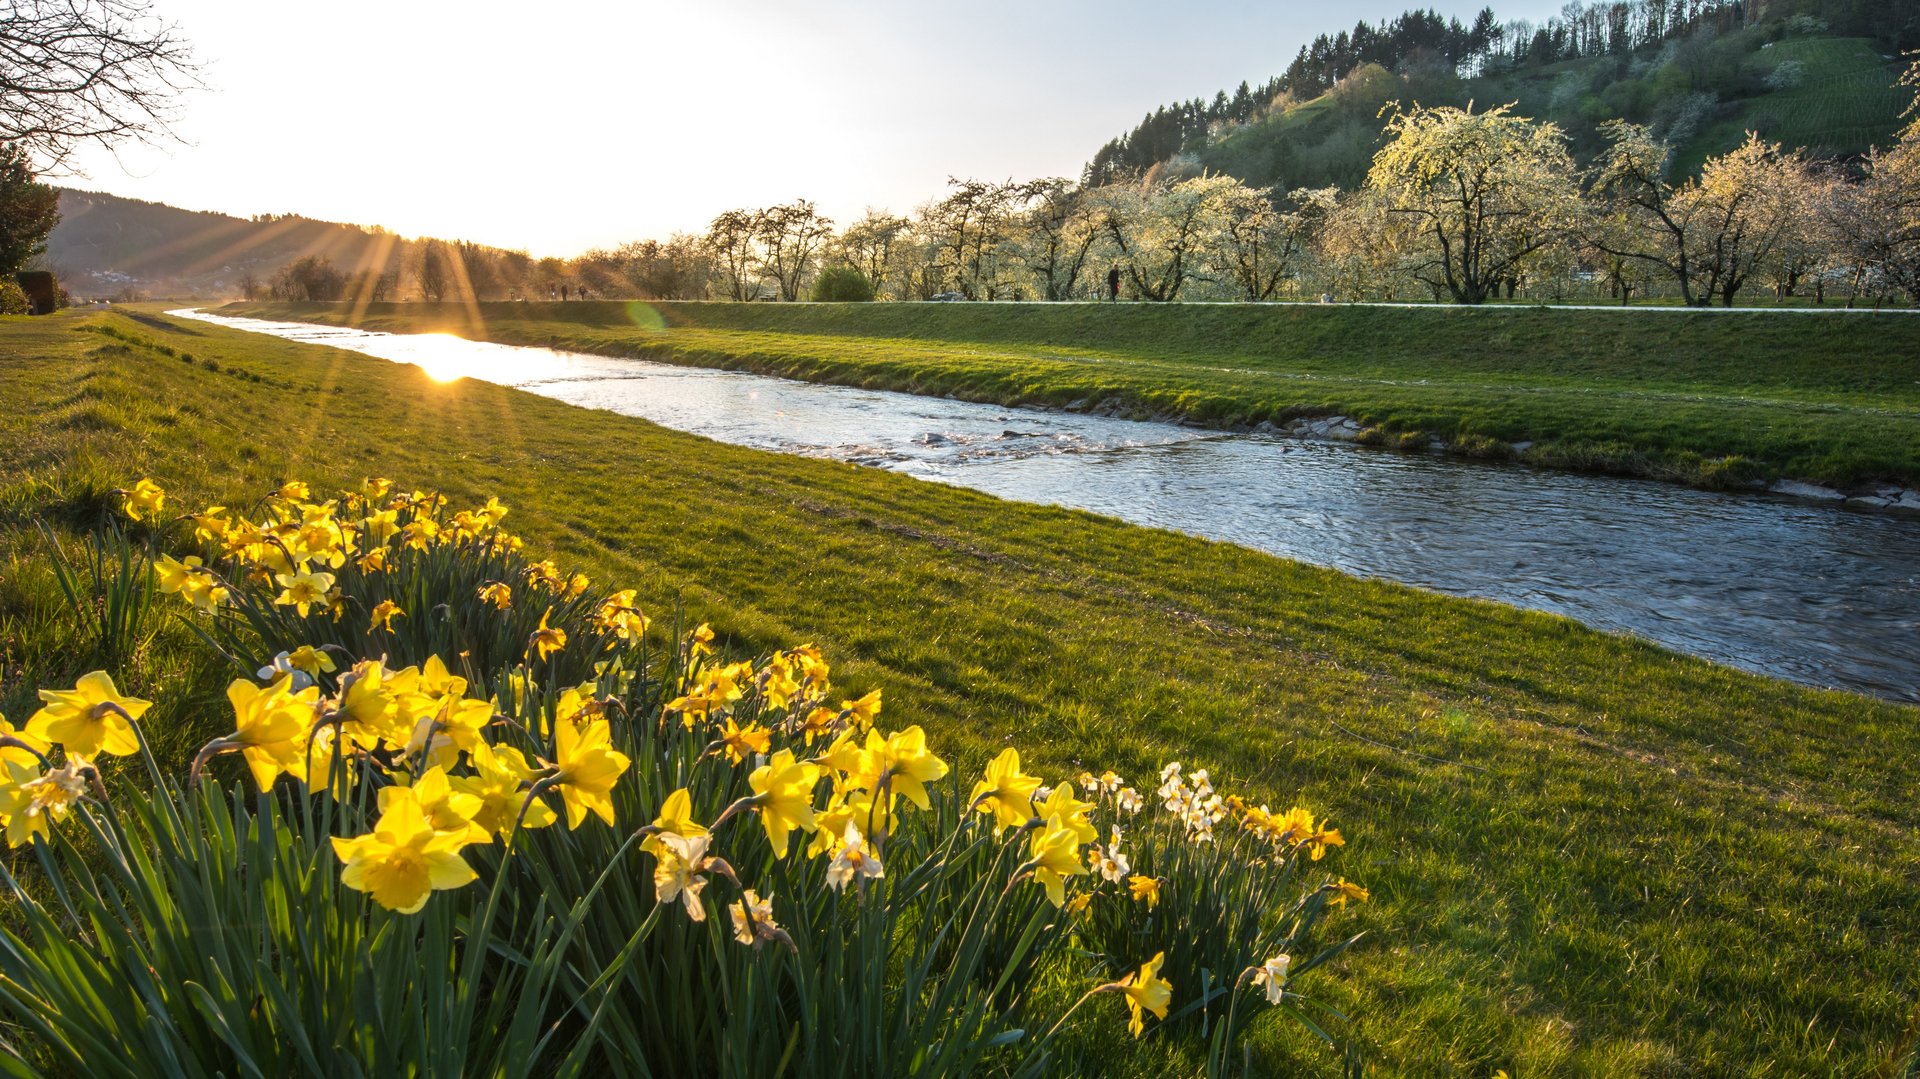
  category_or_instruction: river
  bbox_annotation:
[174,309,1920,703]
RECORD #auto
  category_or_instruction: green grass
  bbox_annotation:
[4,307,1919,1075]
[1679,37,1912,175]
[225,299,1920,492]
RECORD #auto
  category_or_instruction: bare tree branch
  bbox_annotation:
[1,0,200,172]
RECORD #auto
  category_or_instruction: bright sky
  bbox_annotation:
[61,0,1569,257]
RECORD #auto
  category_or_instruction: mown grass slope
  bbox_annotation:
[4,308,1919,1075]
[227,299,1920,491]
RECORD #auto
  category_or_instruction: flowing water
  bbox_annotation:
[175,309,1920,703]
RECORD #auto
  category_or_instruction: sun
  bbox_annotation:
[404,333,490,383]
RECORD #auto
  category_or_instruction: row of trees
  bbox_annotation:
[671,81,1918,307]
[248,68,1918,310]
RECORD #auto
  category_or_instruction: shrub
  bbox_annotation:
[0,478,1371,1074]
[1766,60,1806,91]
[0,279,27,315]
[811,266,877,302]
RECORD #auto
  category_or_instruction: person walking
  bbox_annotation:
[1107,266,1121,302]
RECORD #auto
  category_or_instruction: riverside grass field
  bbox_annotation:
[223,298,1920,494]
[1,306,1918,1075]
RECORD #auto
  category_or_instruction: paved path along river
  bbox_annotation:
[177,309,1920,703]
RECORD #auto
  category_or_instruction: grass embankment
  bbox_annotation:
[4,307,1919,1075]
[224,299,1920,494]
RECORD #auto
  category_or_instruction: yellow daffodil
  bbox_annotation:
[1304,822,1345,860]
[188,505,229,542]
[1328,877,1370,909]
[0,758,42,846]
[969,747,1041,834]
[799,705,839,745]
[789,644,831,685]
[361,477,392,500]
[594,588,650,640]
[529,608,567,661]
[330,787,484,913]
[121,477,165,521]
[524,559,562,591]
[182,574,229,615]
[287,644,336,677]
[717,716,771,765]
[1264,805,1344,860]
[25,671,152,758]
[1027,815,1088,908]
[449,741,555,837]
[363,508,400,545]
[1033,783,1098,843]
[833,725,949,811]
[0,758,90,847]
[479,581,512,609]
[154,553,204,594]
[155,554,228,614]
[1117,952,1173,1038]
[665,662,749,728]
[639,785,710,863]
[369,599,404,633]
[446,510,483,543]
[0,714,48,769]
[552,715,631,828]
[806,781,881,859]
[277,480,310,502]
[414,655,462,698]
[380,766,489,845]
[400,702,468,771]
[761,661,801,711]
[1127,874,1162,909]
[273,568,335,617]
[478,496,509,527]
[338,660,403,749]
[688,623,715,658]
[748,748,820,858]
[652,787,709,840]
[841,688,882,729]
[402,518,439,551]
[225,676,317,790]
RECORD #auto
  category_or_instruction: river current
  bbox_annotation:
[175,309,1920,703]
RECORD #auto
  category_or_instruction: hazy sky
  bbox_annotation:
[62,0,1568,256]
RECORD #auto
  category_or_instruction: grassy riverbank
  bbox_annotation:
[223,299,1920,493]
[5,307,1919,1074]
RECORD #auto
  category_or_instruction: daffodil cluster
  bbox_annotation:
[0,476,1372,1071]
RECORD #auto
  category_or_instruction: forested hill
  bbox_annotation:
[1086,0,1919,191]
[45,190,405,297]
[44,190,534,300]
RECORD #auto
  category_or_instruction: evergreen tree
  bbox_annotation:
[0,141,59,276]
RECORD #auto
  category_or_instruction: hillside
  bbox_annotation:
[1093,4,1916,192]
[43,189,411,299]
